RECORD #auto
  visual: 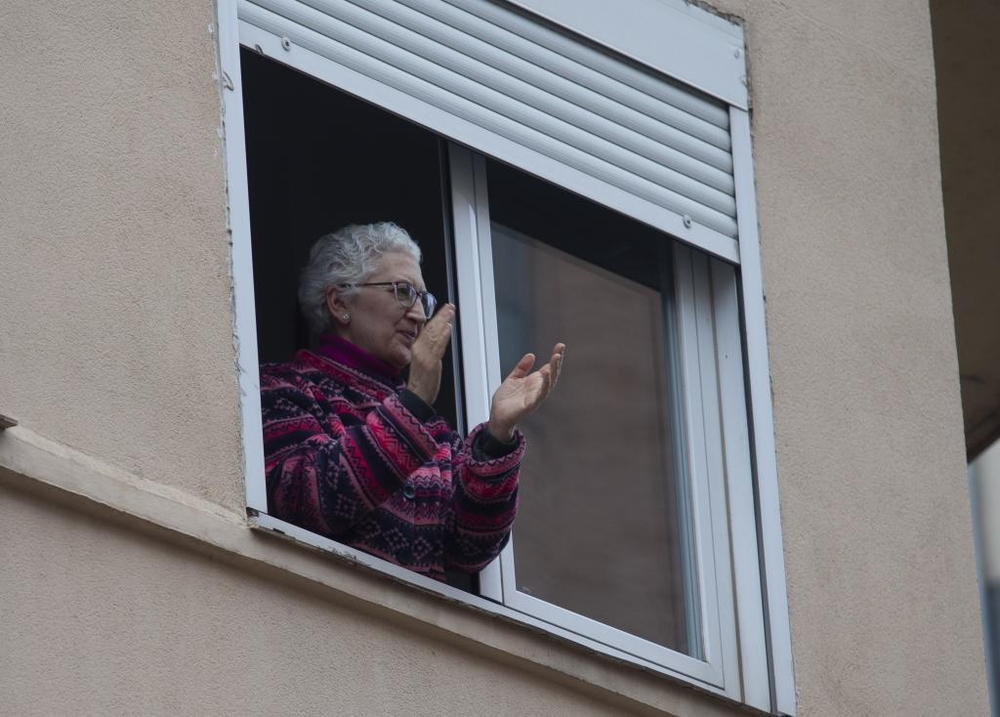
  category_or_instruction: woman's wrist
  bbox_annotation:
[474,424,520,460]
[405,377,435,406]
[486,420,516,443]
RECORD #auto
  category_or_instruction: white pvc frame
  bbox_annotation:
[219,0,796,712]
[730,106,797,715]
[218,0,268,515]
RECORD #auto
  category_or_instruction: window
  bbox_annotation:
[487,163,697,656]
[452,148,748,685]
[219,0,794,713]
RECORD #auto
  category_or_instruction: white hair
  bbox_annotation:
[298,222,422,335]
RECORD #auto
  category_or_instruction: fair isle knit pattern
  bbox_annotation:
[260,349,523,582]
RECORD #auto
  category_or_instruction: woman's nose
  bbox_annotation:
[406,301,428,322]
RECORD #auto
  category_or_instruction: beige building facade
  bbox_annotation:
[0,1,992,716]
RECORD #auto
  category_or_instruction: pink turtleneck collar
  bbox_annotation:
[317,334,402,381]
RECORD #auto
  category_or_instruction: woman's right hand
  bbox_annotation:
[406,303,455,406]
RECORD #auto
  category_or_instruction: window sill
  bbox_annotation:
[0,424,764,717]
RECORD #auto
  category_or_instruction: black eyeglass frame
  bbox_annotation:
[341,281,437,317]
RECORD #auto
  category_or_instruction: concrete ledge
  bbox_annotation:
[0,424,759,717]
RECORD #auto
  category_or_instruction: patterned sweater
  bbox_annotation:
[259,339,523,582]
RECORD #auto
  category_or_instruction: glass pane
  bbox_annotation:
[487,160,699,657]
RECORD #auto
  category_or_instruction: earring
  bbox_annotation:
[342,314,350,323]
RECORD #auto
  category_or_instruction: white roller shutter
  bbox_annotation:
[238,0,741,262]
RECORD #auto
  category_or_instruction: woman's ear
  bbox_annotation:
[326,287,352,327]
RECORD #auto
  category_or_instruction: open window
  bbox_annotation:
[479,155,720,663]
[221,0,794,712]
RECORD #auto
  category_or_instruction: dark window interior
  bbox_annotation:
[485,158,672,292]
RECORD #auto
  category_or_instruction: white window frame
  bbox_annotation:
[449,145,736,687]
[217,0,795,713]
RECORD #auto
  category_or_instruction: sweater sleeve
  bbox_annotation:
[445,422,525,573]
[261,367,439,538]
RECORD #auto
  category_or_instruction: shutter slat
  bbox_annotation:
[239,0,740,245]
[387,0,733,166]
[318,0,734,191]
[287,0,735,208]
[442,0,731,130]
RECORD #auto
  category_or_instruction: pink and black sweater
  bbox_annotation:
[259,336,523,582]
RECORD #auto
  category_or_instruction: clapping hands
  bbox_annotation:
[487,343,565,441]
[406,303,564,439]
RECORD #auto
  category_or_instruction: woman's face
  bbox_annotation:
[334,251,428,370]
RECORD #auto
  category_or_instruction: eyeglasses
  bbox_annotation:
[343,281,437,317]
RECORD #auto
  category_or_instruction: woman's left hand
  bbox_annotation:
[487,343,565,441]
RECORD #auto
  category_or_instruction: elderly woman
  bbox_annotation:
[260,222,564,582]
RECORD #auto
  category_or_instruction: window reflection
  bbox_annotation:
[488,162,698,656]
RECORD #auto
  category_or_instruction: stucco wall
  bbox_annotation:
[713,0,989,714]
[0,1,244,511]
[0,0,989,715]
[0,482,679,717]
